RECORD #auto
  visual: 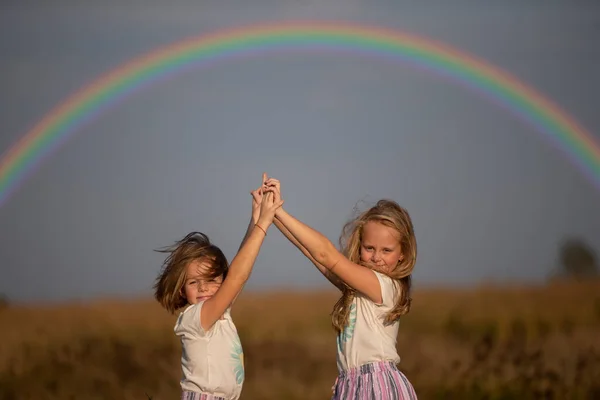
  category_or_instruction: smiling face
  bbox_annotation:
[182,258,223,304]
[359,220,404,274]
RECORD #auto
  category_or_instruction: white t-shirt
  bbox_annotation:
[336,270,401,372]
[174,302,244,400]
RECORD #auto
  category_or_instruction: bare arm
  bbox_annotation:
[237,216,256,253]
[256,176,343,291]
[275,207,382,304]
[273,217,344,291]
[238,178,263,253]
[200,191,282,331]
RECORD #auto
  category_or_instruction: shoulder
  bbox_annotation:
[175,302,210,337]
[371,271,400,309]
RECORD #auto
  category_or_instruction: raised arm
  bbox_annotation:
[201,189,283,331]
[255,177,344,291]
[273,217,345,291]
[237,179,263,253]
[265,179,382,304]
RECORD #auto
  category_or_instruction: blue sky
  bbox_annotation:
[1,0,599,302]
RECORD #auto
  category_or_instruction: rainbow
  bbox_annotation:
[1,21,599,208]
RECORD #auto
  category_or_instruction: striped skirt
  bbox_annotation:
[331,361,417,400]
[181,391,227,400]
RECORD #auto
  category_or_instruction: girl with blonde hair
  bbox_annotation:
[258,174,418,399]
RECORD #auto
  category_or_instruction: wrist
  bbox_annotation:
[256,217,271,230]
[275,208,287,219]
[254,222,268,236]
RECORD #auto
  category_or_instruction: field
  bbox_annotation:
[1,280,599,400]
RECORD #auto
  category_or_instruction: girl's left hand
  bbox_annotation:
[257,185,284,228]
[263,177,283,216]
[250,173,267,224]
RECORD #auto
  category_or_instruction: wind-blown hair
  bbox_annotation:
[153,232,229,314]
[331,200,417,333]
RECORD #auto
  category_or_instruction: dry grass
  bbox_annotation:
[1,280,600,399]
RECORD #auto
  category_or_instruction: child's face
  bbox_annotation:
[183,259,223,304]
[359,221,404,274]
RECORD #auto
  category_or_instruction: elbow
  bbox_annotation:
[314,243,337,268]
[314,251,327,266]
[227,270,250,285]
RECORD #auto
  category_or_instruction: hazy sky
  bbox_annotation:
[1,1,599,303]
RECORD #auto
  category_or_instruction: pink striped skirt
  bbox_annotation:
[331,361,417,400]
[180,391,226,400]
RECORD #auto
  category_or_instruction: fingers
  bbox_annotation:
[262,186,282,205]
[263,182,279,193]
[250,190,261,203]
[260,173,282,208]
[251,186,263,197]
[264,178,280,187]
[263,190,274,202]
[271,186,282,203]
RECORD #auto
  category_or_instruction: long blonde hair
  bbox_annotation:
[331,199,417,333]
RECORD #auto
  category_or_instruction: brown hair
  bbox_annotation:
[331,199,417,333]
[153,232,229,314]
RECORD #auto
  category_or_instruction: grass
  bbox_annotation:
[1,279,599,399]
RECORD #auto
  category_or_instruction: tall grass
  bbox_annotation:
[1,280,599,399]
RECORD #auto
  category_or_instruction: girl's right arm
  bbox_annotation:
[274,218,345,291]
[265,181,383,304]
[200,190,283,331]
[252,177,344,291]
